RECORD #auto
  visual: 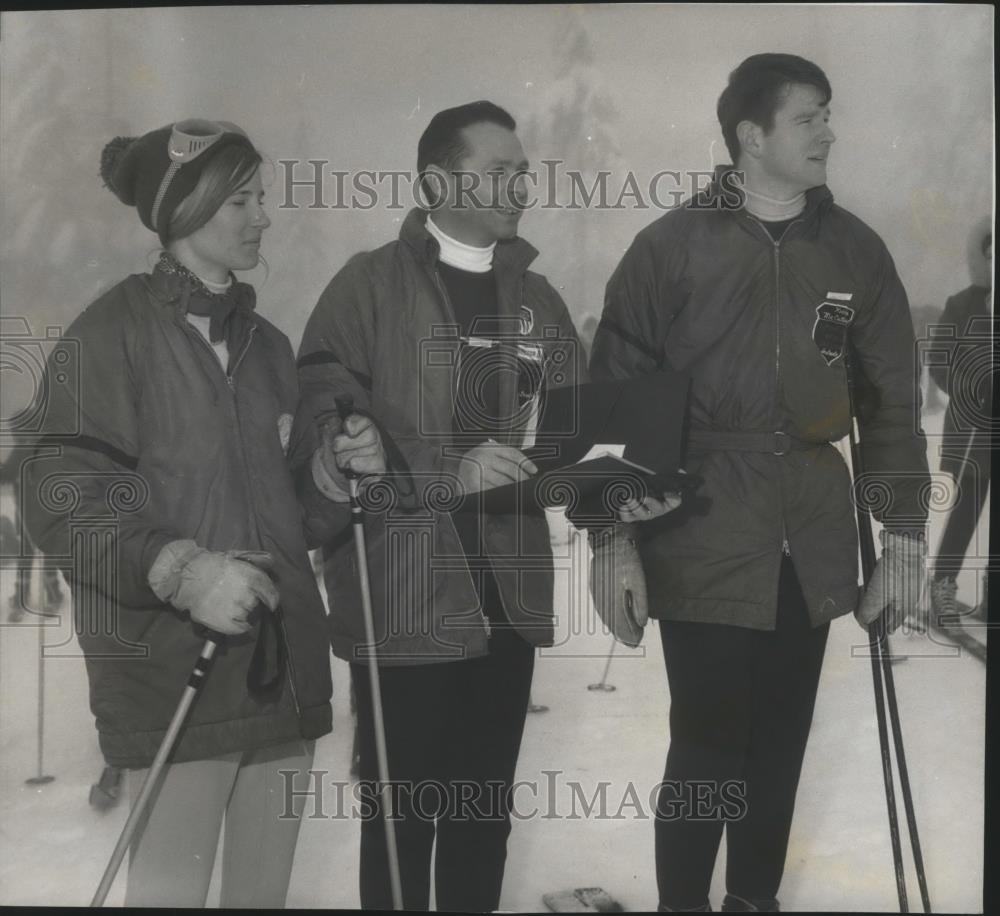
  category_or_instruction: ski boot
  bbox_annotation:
[350,721,360,779]
[544,887,625,911]
[7,595,25,622]
[721,894,780,912]
[89,765,124,811]
[972,571,988,622]
[930,575,958,624]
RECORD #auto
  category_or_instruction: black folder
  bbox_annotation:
[463,370,699,520]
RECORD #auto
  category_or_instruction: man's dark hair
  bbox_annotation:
[417,100,516,205]
[717,54,832,164]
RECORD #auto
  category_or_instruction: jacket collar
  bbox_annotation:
[702,164,834,223]
[399,207,539,277]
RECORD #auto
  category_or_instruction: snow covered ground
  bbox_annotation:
[0,400,987,910]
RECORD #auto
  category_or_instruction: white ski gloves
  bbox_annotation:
[149,540,279,636]
[855,529,927,634]
[589,522,649,647]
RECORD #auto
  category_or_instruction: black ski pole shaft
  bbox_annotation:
[91,636,219,907]
[851,428,908,911]
[847,362,932,913]
[846,366,909,912]
[862,469,932,909]
[335,395,404,911]
[882,644,932,912]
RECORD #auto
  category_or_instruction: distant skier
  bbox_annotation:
[929,227,993,622]
[0,456,64,621]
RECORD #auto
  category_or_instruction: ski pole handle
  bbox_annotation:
[334,395,359,481]
[335,394,355,422]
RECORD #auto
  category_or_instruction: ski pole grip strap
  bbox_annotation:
[246,610,287,702]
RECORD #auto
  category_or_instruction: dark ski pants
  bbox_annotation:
[655,558,830,910]
[351,625,535,912]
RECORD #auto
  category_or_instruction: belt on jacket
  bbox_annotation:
[687,429,817,456]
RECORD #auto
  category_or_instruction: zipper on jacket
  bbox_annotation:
[744,215,801,386]
[745,215,802,580]
[183,321,305,721]
[226,326,256,388]
[770,219,801,568]
[229,329,305,721]
[181,320,255,389]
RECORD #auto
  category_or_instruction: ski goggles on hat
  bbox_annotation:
[150,119,249,231]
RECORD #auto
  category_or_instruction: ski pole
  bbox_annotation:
[931,425,979,616]
[851,439,908,912]
[588,638,616,692]
[881,633,932,912]
[25,555,54,786]
[91,636,219,907]
[847,354,931,912]
[335,394,404,911]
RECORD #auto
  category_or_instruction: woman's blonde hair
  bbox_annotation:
[167,143,262,244]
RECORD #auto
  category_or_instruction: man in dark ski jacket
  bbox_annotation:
[590,54,929,913]
[292,101,676,912]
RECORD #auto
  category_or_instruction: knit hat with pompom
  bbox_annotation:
[100,119,255,245]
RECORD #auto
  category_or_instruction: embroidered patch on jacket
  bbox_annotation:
[812,293,855,366]
[277,412,293,455]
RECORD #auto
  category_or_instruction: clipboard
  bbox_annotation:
[458,371,699,520]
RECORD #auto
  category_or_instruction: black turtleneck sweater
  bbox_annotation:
[437,261,507,624]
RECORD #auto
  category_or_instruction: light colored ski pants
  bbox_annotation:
[125,739,315,908]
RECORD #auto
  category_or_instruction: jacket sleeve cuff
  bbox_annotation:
[312,450,351,502]
[147,539,201,602]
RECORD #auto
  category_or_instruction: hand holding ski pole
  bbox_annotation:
[854,529,926,635]
[317,400,385,484]
[335,393,404,910]
[148,540,279,636]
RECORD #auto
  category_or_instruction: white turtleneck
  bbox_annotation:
[426,215,495,273]
[743,184,806,222]
[199,273,233,294]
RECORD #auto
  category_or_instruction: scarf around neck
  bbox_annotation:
[157,252,243,344]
